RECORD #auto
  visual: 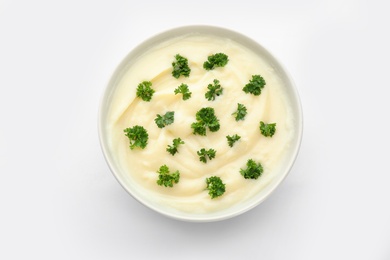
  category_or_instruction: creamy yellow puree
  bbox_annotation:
[106,33,294,213]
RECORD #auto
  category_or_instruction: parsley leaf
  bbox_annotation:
[243,75,266,96]
[232,103,247,121]
[203,53,229,70]
[197,148,216,163]
[174,83,192,100]
[205,79,223,101]
[172,54,191,79]
[190,122,206,136]
[156,165,180,187]
[166,138,185,156]
[123,125,148,150]
[155,111,175,128]
[191,107,220,135]
[205,176,226,199]
[259,121,276,137]
[240,159,263,179]
[136,81,155,101]
[226,134,241,147]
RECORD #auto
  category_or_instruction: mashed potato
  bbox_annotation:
[105,33,294,213]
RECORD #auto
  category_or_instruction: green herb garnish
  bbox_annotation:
[197,148,216,163]
[205,176,226,199]
[243,75,266,96]
[226,134,241,147]
[203,53,229,70]
[174,83,192,100]
[156,165,180,187]
[172,54,191,79]
[123,125,148,150]
[155,111,175,128]
[166,138,185,156]
[232,103,247,121]
[190,122,206,136]
[259,121,276,137]
[191,107,220,136]
[205,79,223,101]
[136,81,155,101]
[240,159,263,179]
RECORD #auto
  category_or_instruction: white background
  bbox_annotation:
[1,0,389,259]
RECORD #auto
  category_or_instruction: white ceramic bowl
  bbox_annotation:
[98,25,303,222]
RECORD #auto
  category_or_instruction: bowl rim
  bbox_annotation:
[98,24,303,222]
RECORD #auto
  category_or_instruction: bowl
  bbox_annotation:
[98,25,303,222]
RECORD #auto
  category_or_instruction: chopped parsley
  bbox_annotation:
[243,75,266,96]
[123,125,148,150]
[232,103,247,121]
[197,148,216,163]
[136,81,155,101]
[190,122,207,136]
[205,79,223,101]
[172,54,191,79]
[191,107,220,136]
[166,138,185,156]
[156,165,180,187]
[174,83,192,100]
[203,53,229,70]
[259,121,276,137]
[226,134,241,147]
[155,111,175,128]
[205,176,226,199]
[240,159,263,179]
